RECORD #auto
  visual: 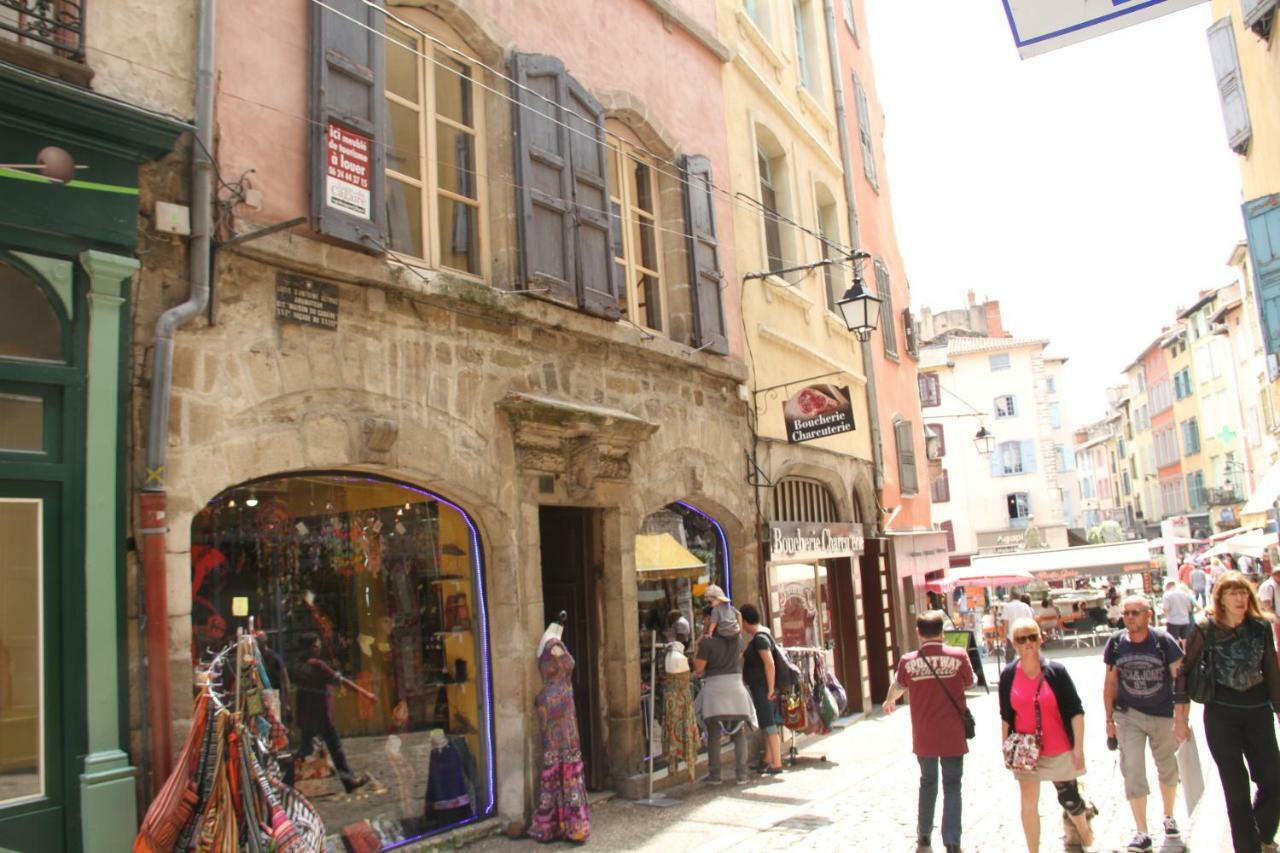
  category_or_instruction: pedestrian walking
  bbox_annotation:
[882,610,975,853]
[1175,571,1280,853]
[1000,617,1097,853]
[692,607,755,785]
[1102,595,1185,851]
[1161,579,1196,646]
[1191,564,1208,607]
[739,603,783,776]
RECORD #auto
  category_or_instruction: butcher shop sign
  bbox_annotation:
[769,521,864,561]
[782,384,855,444]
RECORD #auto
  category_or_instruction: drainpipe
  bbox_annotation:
[140,0,216,794]
[822,0,885,498]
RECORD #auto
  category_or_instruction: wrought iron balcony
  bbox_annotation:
[0,0,85,62]
[1208,486,1243,506]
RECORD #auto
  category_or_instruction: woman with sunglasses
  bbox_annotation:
[1000,617,1096,852]
[1175,570,1280,852]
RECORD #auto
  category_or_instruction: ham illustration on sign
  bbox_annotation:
[325,121,372,220]
[782,384,855,444]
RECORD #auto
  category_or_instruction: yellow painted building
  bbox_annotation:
[1122,351,1157,536]
[716,0,883,712]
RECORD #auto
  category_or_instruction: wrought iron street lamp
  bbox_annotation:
[973,426,996,456]
[835,275,881,342]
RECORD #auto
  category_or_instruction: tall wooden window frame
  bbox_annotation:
[756,137,786,273]
[384,21,486,279]
[607,125,666,332]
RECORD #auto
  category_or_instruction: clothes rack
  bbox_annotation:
[778,646,830,767]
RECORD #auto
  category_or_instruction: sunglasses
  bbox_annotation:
[1013,634,1041,644]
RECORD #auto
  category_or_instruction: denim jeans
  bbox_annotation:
[706,716,748,782]
[918,755,964,845]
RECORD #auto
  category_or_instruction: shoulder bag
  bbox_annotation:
[921,652,976,739]
[1185,619,1216,705]
[1002,674,1044,772]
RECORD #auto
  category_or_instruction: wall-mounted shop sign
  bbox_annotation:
[782,384,854,444]
[769,521,864,561]
[276,272,339,330]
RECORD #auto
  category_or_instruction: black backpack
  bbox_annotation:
[760,629,802,691]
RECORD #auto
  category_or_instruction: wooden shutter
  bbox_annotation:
[513,54,620,318]
[843,0,857,37]
[918,373,939,408]
[940,520,955,552]
[682,154,728,355]
[1206,18,1251,155]
[991,443,1006,477]
[852,72,877,188]
[930,469,950,503]
[310,0,388,250]
[1020,440,1037,474]
[926,423,945,458]
[876,261,897,356]
[896,419,918,494]
[1242,0,1276,35]
[564,76,621,319]
[1244,195,1280,356]
[513,53,576,305]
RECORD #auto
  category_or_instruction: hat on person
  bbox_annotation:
[704,584,729,604]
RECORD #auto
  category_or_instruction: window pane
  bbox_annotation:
[436,124,477,199]
[387,100,422,179]
[631,158,653,214]
[437,197,480,275]
[387,178,424,258]
[0,263,63,362]
[633,217,658,271]
[0,394,42,453]
[386,26,419,102]
[610,202,625,262]
[0,499,42,805]
[637,273,662,330]
[434,54,473,128]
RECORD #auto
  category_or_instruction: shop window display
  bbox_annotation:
[768,563,835,650]
[190,474,494,849]
[635,502,729,767]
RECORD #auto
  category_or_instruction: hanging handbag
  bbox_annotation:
[921,652,976,740]
[1185,620,1216,705]
[1002,675,1044,772]
[782,691,808,730]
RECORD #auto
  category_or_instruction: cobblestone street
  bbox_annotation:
[465,646,1234,853]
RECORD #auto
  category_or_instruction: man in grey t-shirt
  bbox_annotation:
[1160,580,1195,644]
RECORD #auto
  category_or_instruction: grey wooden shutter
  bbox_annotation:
[896,419,918,494]
[512,53,576,305]
[310,0,388,250]
[564,75,621,319]
[1206,18,1251,155]
[875,260,897,356]
[852,72,877,188]
[682,154,729,355]
[1245,194,1280,356]
[1242,0,1276,35]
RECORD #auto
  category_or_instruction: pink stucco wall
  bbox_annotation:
[212,0,738,353]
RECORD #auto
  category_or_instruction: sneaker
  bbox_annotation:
[702,776,722,786]
[944,845,962,853]
[1162,816,1180,838]
[1126,831,1152,852]
[915,836,931,852]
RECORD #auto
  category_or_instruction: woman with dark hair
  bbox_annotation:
[1175,570,1280,852]
[1000,618,1096,852]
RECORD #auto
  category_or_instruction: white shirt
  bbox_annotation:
[1260,577,1280,612]
[1161,588,1194,624]
[1000,600,1035,639]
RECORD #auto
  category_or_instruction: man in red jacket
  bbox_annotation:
[884,611,975,853]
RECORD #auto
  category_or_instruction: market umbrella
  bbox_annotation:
[938,564,1034,589]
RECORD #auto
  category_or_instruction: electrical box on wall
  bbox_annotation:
[155,201,191,236]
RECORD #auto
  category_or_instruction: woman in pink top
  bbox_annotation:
[999,617,1097,852]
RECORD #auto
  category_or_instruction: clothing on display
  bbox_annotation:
[425,732,476,828]
[529,637,591,843]
[781,648,834,736]
[661,671,698,784]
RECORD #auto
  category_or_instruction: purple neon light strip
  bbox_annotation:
[676,500,731,597]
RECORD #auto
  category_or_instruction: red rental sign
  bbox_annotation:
[324,121,372,220]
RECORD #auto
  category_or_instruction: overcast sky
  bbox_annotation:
[866,0,1246,428]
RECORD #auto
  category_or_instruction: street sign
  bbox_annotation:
[1002,0,1207,59]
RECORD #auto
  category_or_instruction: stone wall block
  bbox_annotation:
[340,337,364,387]
[164,551,192,618]
[302,414,352,467]
[361,338,388,396]
[187,400,225,448]
[171,344,198,390]
[242,343,284,401]
[278,335,315,395]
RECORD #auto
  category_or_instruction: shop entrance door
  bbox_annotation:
[827,557,863,713]
[538,507,605,790]
[858,539,895,704]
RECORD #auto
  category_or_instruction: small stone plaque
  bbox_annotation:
[275,272,338,330]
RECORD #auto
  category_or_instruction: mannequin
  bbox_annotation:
[529,612,590,842]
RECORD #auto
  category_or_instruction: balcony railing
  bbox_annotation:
[1208,487,1243,506]
[0,0,84,62]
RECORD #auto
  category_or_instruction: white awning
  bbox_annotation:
[969,541,1155,580]
[885,530,950,579]
[1242,459,1280,516]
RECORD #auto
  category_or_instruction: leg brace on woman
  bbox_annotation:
[1053,781,1086,815]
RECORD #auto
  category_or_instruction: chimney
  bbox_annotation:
[984,300,1008,337]
[966,289,976,307]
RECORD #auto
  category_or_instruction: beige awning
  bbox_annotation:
[969,541,1155,579]
[635,533,707,580]
[1242,458,1280,517]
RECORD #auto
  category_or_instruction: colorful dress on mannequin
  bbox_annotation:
[661,670,697,784]
[529,638,590,842]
